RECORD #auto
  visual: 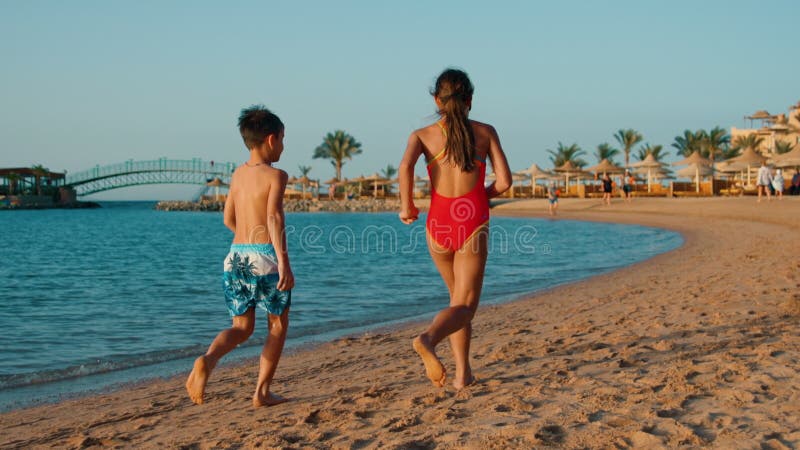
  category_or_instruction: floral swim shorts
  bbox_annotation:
[222,243,291,316]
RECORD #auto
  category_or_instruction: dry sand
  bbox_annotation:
[1,197,799,449]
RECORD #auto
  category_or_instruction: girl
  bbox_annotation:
[398,68,511,389]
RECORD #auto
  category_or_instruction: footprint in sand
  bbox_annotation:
[534,425,566,445]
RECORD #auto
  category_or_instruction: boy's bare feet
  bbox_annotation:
[413,335,446,387]
[253,392,288,407]
[186,356,210,405]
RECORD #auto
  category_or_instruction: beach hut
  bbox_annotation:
[520,164,553,197]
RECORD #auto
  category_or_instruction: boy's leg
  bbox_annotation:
[253,308,290,407]
[186,308,255,405]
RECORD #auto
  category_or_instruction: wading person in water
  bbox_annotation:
[398,68,511,389]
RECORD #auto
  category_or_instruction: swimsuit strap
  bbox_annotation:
[427,121,487,167]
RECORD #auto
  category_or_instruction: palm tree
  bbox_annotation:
[672,130,706,156]
[380,164,397,179]
[774,140,795,155]
[298,165,312,177]
[313,130,362,180]
[5,173,21,195]
[704,126,730,162]
[613,129,643,168]
[381,164,397,195]
[635,143,665,162]
[594,143,620,164]
[547,142,587,168]
[731,134,764,154]
[31,164,48,196]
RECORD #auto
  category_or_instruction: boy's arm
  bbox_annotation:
[267,169,294,291]
[485,125,512,199]
[223,185,236,232]
[399,132,423,224]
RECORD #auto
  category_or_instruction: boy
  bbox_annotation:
[186,105,294,407]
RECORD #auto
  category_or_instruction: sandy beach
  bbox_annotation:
[1,197,798,449]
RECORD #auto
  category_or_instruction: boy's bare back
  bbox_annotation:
[225,164,288,245]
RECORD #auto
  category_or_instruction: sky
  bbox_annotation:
[1,0,798,200]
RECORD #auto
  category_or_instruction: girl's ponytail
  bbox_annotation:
[432,69,476,172]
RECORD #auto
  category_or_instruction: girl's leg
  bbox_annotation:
[449,227,488,389]
[415,229,487,388]
[413,236,455,386]
[187,308,256,404]
[253,308,290,407]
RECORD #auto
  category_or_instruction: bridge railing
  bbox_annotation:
[66,158,237,185]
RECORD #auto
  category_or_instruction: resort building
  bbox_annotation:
[730,100,800,157]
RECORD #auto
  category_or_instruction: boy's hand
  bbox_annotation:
[277,266,294,291]
[399,205,419,224]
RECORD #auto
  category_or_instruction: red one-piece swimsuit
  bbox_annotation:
[425,128,490,251]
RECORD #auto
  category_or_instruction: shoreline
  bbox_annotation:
[1,197,798,448]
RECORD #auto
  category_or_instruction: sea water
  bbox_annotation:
[0,202,681,410]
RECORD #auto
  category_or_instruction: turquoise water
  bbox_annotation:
[0,202,681,410]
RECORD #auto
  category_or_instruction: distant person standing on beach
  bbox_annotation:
[186,105,294,407]
[547,182,559,215]
[398,68,511,389]
[601,173,613,205]
[791,170,800,195]
[757,162,772,202]
[622,170,634,202]
[772,169,784,200]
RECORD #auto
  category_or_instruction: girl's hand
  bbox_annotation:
[399,205,419,224]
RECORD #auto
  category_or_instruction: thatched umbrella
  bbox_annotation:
[553,161,589,192]
[676,163,712,192]
[728,147,766,186]
[206,177,228,200]
[772,144,800,168]
[586,159,624,176]
[518,164,552,197]
[366,172,390,197]
[631,154,665,192]
[672,151,712,193]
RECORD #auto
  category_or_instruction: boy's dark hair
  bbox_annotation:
[238,105,284,150]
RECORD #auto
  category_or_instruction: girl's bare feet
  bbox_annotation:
[413,335,446,387]
[253,392,288,407]
[453,374,475,390]
[186,356,210,405]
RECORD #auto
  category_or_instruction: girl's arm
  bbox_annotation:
[398,132,423,224]
[485,125,512,198]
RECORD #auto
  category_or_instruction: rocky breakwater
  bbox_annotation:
[155,198,408,213]
[155,201,225,211]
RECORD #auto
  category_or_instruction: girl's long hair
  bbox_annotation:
[431,69,476,172]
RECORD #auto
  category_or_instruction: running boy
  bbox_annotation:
[186,105,294,407]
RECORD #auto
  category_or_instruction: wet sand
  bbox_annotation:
[1,197,798,449]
